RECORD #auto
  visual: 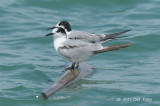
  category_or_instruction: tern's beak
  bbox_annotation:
[47,26,57,30]
[45,33,54,36]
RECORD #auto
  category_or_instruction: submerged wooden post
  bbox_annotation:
[41,62,93,99]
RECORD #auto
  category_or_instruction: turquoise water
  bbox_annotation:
[0,0,160,105]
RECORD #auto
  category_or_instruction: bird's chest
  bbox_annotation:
[54,37,66,51]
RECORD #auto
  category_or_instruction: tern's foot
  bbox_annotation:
[62,67,72,72]
[62,62,76,72]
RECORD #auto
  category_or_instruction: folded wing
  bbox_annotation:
[67,29,131,43]
[58,39,103,61]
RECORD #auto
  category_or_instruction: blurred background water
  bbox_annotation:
[0,0,160,105]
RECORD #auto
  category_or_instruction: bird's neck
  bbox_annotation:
[66,30,71,35]
[65,28,71,32]
[54,34,66,39]
[54,36,66,52]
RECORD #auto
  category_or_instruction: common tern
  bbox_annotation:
[45,27,131,70]
[47,21,131,43]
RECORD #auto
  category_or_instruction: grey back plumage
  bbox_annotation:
[67,29,131,43]
[67,31,101,43]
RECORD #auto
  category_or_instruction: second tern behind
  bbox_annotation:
[47,21,131,43]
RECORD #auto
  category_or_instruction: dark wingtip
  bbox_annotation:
[103,29,132,41]
[126,29,132,32]
[121,29,132,33]
[123,42,133,46]
[93,42,133,54]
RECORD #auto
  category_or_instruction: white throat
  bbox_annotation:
[54,36,66,52]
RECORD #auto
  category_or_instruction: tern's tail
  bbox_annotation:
[100,29,131,42]
[93,43,132,54]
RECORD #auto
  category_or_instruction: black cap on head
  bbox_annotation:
[59,21,71,32]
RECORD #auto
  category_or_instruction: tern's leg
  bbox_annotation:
[71,62,76,69]
[76,62,79,68]
[64,62,76,71]
[70,62,76,74]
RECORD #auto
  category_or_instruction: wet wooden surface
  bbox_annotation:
[58,69,80,85]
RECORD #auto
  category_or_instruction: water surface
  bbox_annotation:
[0,0,160,105]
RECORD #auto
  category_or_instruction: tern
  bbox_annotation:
[47,21,131,43]
[45,27,131,71]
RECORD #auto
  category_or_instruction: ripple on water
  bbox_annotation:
[1,0,160,105]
